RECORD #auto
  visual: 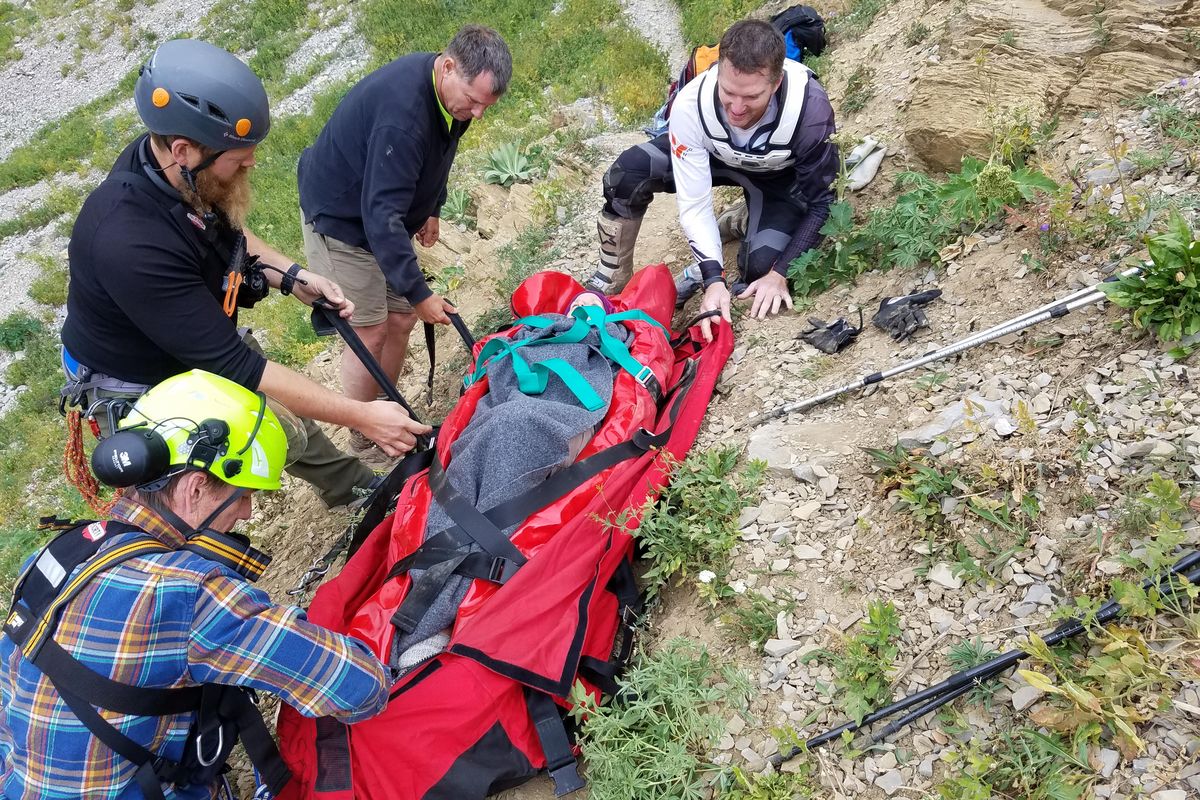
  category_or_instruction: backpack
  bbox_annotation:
[658,5,827,123]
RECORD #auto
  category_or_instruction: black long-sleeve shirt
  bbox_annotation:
[61,135,267,388]
[298,52,470,305]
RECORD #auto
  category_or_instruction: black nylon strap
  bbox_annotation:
[525,689,585,796]
[347,447,437,559]
[221,688,292,796]
[34,639,202,715]
[310,300,422,423]
[670,310,721,350]
[425,321,436,405]
[54,684,178,800]
[448,311,476,352]
[387,547,518,586]
[426,457,527,565]
[390,552,470,634]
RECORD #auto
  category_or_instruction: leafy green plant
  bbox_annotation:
[946,638,1002,704]
[903,22,930,47]
[722,764,817,799]
[483,142,535,187]
[0,311,45,352]
[1099,211,1200,348]
[841,66,875,114]
[1019,626,1174,758]
[937,157,1057,224]
[722,591,796,651]
[937,726,1098,800]
[632,447,764,595]
[577,639,748,800]
[441,186,474,229]
[809,600,903,724]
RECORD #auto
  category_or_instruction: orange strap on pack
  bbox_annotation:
[222,270,242,317]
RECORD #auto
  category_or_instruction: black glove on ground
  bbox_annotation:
[872,289,942,341]
[799,313,862,354]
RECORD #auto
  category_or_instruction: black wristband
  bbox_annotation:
[280,263,303,296]
[698,258,724,288]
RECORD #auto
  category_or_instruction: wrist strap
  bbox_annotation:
[280,263,303,296]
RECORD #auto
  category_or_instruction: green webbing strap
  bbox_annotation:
[462,306,670,409]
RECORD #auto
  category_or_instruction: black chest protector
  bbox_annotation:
[2,519,290,800]
[694,59,810,173]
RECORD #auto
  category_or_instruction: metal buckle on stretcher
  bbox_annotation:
[488,557,515,585]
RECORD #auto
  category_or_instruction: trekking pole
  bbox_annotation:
[742,285,1117,430]
[771,549,1200,764]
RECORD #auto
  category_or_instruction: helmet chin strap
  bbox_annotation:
[178,149,225,195]
[155,484,272,582]
[157,484,245,540]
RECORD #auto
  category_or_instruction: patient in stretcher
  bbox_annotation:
[390,290,631,672]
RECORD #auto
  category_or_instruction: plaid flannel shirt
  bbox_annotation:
[0,498,388,800]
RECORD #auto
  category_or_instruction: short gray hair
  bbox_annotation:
[446,24,512,95]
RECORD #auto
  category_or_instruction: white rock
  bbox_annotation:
[928,562,963,590]
[763,639,804,658]
[794,500,823,521]
[794,544,824,560]
[1012,685,1043,710]
[874,770,904,796]
[1151,791,1186,800]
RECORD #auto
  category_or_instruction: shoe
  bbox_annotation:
[347,473,386,513]
[349,430,398,472]
[674,263,703,310]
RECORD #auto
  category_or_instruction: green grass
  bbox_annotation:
[0,186,86,240]
[0,319,95,597]
[577,639,749,800]
[0,99,137,192]
[675,0,760,47]
[204,0,313,85]
[841,64,875,114]
[0,1,35,64]
[359,0,664,129]
[830,0,891,40]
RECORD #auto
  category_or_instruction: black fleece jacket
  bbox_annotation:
[61,135,266,388]
[298,52,470,305]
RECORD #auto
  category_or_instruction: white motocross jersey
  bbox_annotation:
[667,60,810,271]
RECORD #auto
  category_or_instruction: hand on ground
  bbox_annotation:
[738,271,793,319]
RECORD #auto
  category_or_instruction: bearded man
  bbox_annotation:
[60,39,429,509]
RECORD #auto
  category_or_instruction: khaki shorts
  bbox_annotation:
[300,217,413,327]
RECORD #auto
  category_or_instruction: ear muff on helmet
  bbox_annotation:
[92,418,234,489]
[91,428,171,488]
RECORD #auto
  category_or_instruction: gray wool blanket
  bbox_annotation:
[390,316,629,673]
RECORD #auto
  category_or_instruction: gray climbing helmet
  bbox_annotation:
[134,39,270,152]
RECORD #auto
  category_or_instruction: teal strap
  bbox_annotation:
[461,306,669,407]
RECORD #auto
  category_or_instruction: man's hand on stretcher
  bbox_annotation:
[360,401,433,456]
[698,283,732,343]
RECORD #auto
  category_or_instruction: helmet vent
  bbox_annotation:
[178,92,201,108]
[205,102,230,123]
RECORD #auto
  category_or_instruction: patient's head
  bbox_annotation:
[567,290,615,316]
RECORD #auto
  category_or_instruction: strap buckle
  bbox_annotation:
[488,557,515,585]
[548,760,586,796]
[632,364,655,387]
